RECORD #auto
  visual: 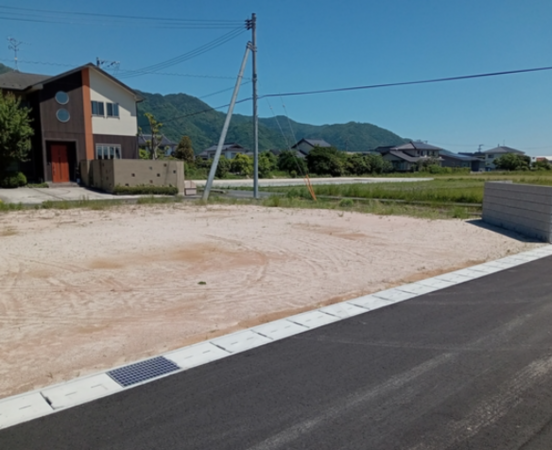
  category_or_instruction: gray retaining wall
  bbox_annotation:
[482,181,552,242]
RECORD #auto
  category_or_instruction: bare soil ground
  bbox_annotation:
[0,204,539,398]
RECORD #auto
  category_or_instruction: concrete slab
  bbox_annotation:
[210,330,272,354]
[0,187,170,205]
[348,295,395,311]
[372,288,418,303]
[286,310,340,329]
[396,282,440,295]
[164,342,231,369]
[41,374,122,410]
[192,177,433,189]
[319,302,368,319]
[252,320,309,341]
[0,393,52,430]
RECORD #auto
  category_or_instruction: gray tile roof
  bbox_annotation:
[0,71,51,90]
[482,146,524,155]
[388,150,420,163]
[303,138,331,148]
[392,141,442,151]
[440,149,481,161]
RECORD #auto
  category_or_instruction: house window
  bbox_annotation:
[96,144,121,160]
[106,102,120,118]
[55,91,69,105]
[91,101,104,116]
[56,109,70,123]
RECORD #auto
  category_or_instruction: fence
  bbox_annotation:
[482,181,552,242]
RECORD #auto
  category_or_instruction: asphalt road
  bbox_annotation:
[2,256,552,449]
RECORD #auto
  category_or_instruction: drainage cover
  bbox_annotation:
[107,356,179,387]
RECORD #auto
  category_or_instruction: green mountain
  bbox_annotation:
[0,62,13,75]
[136,91,407,153]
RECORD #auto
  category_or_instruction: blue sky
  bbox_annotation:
[1,0,551,154]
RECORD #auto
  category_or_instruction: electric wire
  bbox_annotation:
[131,64,552,128]
[0,5,243,29]
[118,28,246,78]
[258,65,552,99]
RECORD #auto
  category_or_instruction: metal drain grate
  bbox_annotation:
[107,356,180,387]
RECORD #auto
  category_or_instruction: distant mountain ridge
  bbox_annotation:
[136,91,408,153]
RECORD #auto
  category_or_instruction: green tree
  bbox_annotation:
[345,153,370,175]
[365,153,393,174]
[258,151,277,178]
[230,153,253,176]
[532,159,551,171]
[494,153,530,171]
[0,92,33,175]
[173,136,195,163]
[306,146,346,177]
[215,156,231,178]
[277,150,307,175]
[138,112,163,160]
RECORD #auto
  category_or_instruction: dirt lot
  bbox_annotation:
[0,204,539,398]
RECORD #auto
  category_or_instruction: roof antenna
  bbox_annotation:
[7,37,25,72]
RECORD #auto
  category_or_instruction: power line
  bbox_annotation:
[0,5,243,29]
[258,65,552,99]
[118,27,246,78]
[154,64,552,127]
[0,57,246,80]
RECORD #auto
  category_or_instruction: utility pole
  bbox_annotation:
[247,13,259,199]
[202,44,251,201]
[7,37,24,72]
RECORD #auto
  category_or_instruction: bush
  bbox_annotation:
[339,198,354,207]
[0,171,27,188]
[112,185,178,195]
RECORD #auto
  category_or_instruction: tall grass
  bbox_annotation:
[265,179,485,204]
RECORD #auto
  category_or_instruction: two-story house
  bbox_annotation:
[0,63,141,183]
[374,141,442,171]
[482,146,525,171]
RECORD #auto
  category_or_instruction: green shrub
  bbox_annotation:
[112,185,178,195]
[0,171,27,188]
[339,198,354,207]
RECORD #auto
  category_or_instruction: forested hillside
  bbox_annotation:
[0,63,13,75]
[136,91,407,153]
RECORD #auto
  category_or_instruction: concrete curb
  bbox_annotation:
[1,245,551,430]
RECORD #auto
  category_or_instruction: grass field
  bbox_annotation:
[257,172,552,205]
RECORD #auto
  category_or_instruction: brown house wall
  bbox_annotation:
[39,71,87,182]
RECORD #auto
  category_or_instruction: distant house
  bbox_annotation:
[531,156,552,163]
[0,63,141,183]
[197,143,249,160]
[440,149,484,172]
[374,141,443,172]
[481,146,525,170]
[291,138,332,158]
[138,134,178,156]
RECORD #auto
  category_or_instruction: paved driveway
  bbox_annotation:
[0,187,166,205]
[193,176,432,188]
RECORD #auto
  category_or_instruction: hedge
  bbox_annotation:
[0,172,27,188]
[112,185,178,196]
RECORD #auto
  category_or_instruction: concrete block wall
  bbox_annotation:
[482,181,552,242]
[81,159,185,195]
